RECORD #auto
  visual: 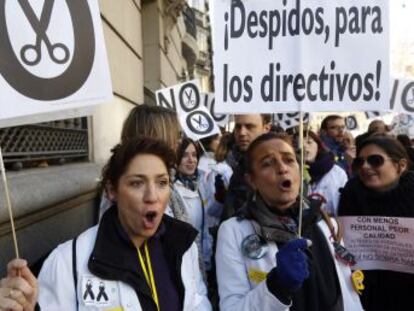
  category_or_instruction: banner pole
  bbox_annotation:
[305,114,310,141]
[0,147,20,258]
[198,140,211,158]
[298,110,305,237]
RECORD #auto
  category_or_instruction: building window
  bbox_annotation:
[0,118,89,170]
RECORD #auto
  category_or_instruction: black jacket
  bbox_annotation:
[338,172,414,311]
[89,206,198,311]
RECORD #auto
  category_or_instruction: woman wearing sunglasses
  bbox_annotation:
[338,135,414,311]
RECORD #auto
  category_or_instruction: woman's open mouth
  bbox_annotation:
[142,211,158,229]
[280,179,292,191]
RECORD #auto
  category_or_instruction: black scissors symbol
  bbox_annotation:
[407,88,414,106]
[192,115,209,130]
[19,0,70,66]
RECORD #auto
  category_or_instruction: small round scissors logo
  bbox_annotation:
[186,110,214,135]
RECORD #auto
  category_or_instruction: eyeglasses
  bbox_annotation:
[352,154,392,169]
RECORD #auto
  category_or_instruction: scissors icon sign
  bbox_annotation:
[407,88,414,106]
[19,0,70,66]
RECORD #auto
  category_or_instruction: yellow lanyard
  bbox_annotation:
[137,242,159,311]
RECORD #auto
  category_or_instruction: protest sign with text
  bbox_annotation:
[211,0,389,113]
[0,0,112,127]
[340,216,414,274]
[156,80,202,113]
[178,105,220,141]
[390,79,414,114]
[155,82,229,127]
[202,92,229,127]
[156,81,220,140]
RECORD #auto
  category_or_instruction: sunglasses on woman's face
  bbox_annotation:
[352,154,391,169]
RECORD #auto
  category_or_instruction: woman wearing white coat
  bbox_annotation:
[302,130,348,216]
[215,132,363,311]
[174,138,221,271]
[0,138,211,311]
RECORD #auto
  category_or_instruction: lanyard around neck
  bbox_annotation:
[137,242,159,311]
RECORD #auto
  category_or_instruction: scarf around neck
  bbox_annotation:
[238,194,322,243]
[175,170,199,191]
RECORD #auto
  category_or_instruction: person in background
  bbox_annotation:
[216,132,363,311]
[397,134,414,170]
[100,104,188,222]
[342,131,356,174]
[198,133,233,205]
[213,132,235,187]
[355,119,390,150]
[174,138,220,272]
[0,137,211,311]
[319,115,349,174]
[222,114,271,220]
[198,134,221,173]
[338,135,414,311]
[302,130,348,216]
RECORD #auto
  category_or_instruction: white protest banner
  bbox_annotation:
[211,0,389,113]
[201,92,229,127]
[390,79,414,114]
[156,81,220,140]
[155,82,229,127]
[340,216,414,274]
[0,0,112,127]
[156,80,202,113]
[178,105,220,141]
[274,112,310,130]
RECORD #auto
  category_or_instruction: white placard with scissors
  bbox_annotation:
[0,0,112,127]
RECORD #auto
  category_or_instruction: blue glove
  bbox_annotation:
[267,238,311,300]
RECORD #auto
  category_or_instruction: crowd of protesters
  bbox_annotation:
[1,106,413,311]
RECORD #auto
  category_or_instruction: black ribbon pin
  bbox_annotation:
[83,279,95,300]
[97,282,109,302]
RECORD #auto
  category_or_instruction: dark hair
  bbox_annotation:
[199,134,219,152]
[215,132,234,162]
[121,104,180,149]
[234,114,271,126]
[397,134,412,148]
[320,115,343,130]
[176,138,201,166]
[357,135,411,167]
[304,130,327,153]
[368,120,388,133]
[101,137,176,191]
[261,114,272,125]
[245,132,294,173]
[269,124,285,133]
